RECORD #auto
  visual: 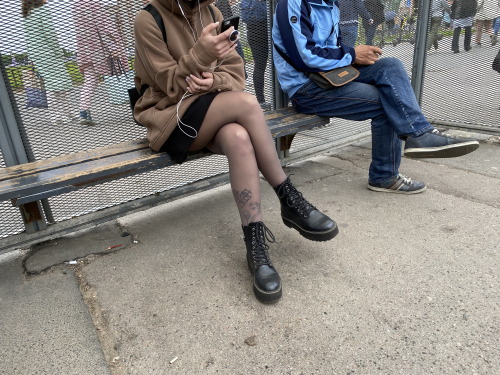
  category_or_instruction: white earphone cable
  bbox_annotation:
[176,91,198,139]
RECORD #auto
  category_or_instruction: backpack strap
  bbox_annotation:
[135,3,166,97]
[143,3,167,43]
[208,4,216,23]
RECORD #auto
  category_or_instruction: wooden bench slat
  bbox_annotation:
[0,149,182,202]
[0,108,329,205]
[0,138,150,182]
[11,152,211,205]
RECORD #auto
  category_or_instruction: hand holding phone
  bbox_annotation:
[221,16,240,42]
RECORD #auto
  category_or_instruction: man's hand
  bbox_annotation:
[353,45,383,65]
[186,72,214,94]
[198,22,237,59]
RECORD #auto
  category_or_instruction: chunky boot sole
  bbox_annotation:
[247,259,282,304]
[404,141,479,159]
[282,217,339,242]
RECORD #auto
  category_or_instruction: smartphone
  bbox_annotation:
[221,16,240,33]
[221,16,240,41]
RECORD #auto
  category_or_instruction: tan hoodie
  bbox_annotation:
[133,0,245,151]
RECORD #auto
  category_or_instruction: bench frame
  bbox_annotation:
[0,107,329,253]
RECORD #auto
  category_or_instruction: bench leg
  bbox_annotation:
[275,134,296,159]
[17,201,47,234]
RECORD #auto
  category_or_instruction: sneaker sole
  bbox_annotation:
[404,141,479,158]
[282,217,339,242]
[367,184,426,194]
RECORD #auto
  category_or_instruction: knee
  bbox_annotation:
[221,125,255,157]
[380,57,407,76]
[238,92,261,112]
[380,57,403,69]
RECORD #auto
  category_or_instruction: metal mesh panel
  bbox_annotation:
[3,1,497,241]
[48,155,228,222]
[373,0,499,130]
[0,0,229,233]
[421,12,500,129]
[221,0,274,109]
[3,0,147,159]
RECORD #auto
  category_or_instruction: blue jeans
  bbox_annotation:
[363,21,378,46]
[291,57,433,183]
[340,24,359,48]
[494,17,500,35]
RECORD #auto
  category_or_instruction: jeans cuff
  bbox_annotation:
[401,125,434,139]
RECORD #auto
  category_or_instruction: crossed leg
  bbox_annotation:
[189,91,287,225]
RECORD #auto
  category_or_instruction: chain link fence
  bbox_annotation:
[1,0,499,242]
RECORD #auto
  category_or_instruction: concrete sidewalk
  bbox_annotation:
[1,136,499,375]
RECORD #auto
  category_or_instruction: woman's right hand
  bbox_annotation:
[198,22,237,59]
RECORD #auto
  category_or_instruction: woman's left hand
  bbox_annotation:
[186,72,214,94]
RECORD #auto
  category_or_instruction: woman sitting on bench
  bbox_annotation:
[133,0,337,304]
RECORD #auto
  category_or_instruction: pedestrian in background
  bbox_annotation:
[363,0,385,46]
[240,0,271,110]
[474,0,500,46]
[450,0,478,53]
[338,0,373,47]
[215,0,247,77]
[494,16,500,35]
[22,0,76,125]
[427,0,450,51]
[73,0,129,125]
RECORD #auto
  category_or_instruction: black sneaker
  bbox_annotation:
[368,174,426,194]
[404,129,479,158]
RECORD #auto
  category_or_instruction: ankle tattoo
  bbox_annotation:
[243,201,261,223]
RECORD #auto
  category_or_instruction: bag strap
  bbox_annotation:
[273,43,310,76]
[208,4,216,23]
[144,4,167,43]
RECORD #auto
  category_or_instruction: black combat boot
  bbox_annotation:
[242,222,282,304]
[274,176,338,242]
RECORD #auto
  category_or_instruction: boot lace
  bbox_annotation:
[277,176,315,218]
[250,223,276,267]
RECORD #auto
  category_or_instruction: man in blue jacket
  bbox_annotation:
[272,0,479,194]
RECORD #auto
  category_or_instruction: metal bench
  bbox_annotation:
[0,107,328,251]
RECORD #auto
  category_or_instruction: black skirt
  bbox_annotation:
[160,92,219,164]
